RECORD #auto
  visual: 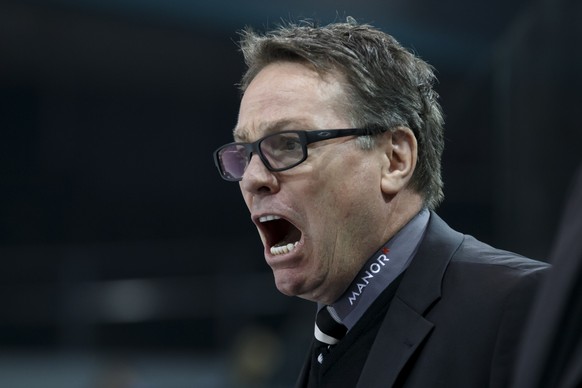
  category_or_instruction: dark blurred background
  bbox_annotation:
[1,0,580,387]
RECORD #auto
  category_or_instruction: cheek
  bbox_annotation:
[315,178,381,250]
[326,178,372,216]
[239,186,253,210]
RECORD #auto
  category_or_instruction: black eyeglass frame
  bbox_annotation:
[213,127,385,182]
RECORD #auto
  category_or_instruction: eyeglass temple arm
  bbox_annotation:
[304,127,387,143]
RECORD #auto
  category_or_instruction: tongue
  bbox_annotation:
[274,226,302,247]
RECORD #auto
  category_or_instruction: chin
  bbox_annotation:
[274,279,300,297]
[272,270,307,297]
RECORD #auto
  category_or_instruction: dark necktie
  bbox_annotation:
[313,306,348,364]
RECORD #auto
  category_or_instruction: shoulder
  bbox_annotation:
[440,235,550,311]
[421,212,551,302]
[452,234,550,276]
[424,211,550,278]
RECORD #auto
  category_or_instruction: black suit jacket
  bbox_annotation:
[297,212,550,388]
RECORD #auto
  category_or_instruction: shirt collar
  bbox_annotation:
[321,209,430,330]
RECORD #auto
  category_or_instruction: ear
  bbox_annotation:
[380,127,418,195]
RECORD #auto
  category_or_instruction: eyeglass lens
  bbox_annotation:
[261,132,303,170]
[219,145,248,180]
[219,132,305,180]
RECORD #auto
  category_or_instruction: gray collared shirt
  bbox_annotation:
[321,209,430,330]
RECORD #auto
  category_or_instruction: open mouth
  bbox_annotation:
[258,215,302,256]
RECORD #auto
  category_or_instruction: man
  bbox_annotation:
[213,19,550,387]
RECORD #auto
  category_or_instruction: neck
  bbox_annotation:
[307,190,425,305]
[380,189,424,243]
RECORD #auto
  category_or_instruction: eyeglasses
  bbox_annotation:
[213,128,381,182]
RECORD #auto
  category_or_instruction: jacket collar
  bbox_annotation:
[356,212,464,387]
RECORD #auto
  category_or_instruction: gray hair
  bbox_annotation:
[238,19,445,209]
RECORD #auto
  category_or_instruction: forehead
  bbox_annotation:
[233,119,313,143]
[233,61,349,142]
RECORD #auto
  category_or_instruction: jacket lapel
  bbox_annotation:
[295,341,314,388]
[357,212,464,387]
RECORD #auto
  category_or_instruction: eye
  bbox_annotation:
[260,132,304,169]
[263,133,302,154]
[282,138,301,151]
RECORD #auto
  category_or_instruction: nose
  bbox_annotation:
[240,154,279,195]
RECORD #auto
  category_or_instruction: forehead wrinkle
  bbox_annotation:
[233,118,314,143]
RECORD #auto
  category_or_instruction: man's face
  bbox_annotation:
[235,61,389,304]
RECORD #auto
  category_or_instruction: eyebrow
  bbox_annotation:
[233,119,312,143]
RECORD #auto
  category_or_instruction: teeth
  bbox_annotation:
[259,215,281,223]
[270,242,299,256]
[258,215,300,256]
